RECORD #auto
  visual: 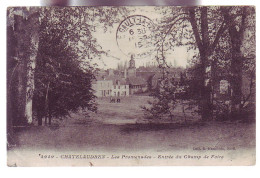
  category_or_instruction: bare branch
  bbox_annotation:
[210,21,227,53]
[188,7,203,50]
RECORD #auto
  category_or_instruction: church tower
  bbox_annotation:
[127,55,136,77]
[129,55,135,69]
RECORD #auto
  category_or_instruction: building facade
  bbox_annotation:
[92,77,129,97]
[111,79,129,97]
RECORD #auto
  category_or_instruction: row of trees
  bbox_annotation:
[7,7,129,146]
[144,6,255,121]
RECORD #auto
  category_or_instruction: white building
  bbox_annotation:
[92,76,129,97]
[111,79,129,97]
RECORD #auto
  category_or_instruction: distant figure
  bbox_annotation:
[117,98,121,103]
[110,97,115,103]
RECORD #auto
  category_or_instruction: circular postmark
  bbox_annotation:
[116,15,155,59]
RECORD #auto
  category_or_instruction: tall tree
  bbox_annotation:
[154,7,229,120]
[25,9,40,124]
[187,7,235,120]
[7,7,40,125]
[7,7,130,129]
[220,6,255,116]
[33,7,129,125]
[156,6,255,120]
[7,7,40,147]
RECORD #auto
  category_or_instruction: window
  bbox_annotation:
[220,80,229,94]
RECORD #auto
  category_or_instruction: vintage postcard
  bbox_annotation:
[7,6,255,166]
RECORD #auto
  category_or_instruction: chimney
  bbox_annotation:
[124,69,127,78]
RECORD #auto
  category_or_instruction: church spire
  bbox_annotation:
[129,54,135,69]
[127,55,136,77]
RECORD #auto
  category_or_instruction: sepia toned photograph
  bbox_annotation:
[7,6,255,166]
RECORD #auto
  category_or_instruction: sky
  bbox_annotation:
[92,7,191,69]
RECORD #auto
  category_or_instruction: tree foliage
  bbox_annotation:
[146,6,255,121]
[7,7,130,127]
[33,26,97,124]
[33,7,130,124]
[142,72,177,120]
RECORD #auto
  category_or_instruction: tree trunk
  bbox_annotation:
[38,116,43,126]
[25,11,40,124]
[7,23,18,147]
[45,117,48,125]
[222,7,247,118]
[15,15,28,126]
[37,105,43,126]
[10,9,40,126]
[229,37,243,117]
[7,86,15,148]
[199,50,212,121]
[48,114,52,126]
[189,7,212,121]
